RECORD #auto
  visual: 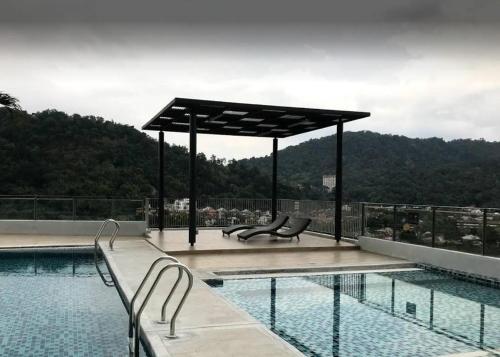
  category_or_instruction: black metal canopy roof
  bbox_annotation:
[142,98,370,138]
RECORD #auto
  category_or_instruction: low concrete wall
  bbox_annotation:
[359,236,500,280]
[0,220,146,236]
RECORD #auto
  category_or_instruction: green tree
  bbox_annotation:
[0,91,22,110]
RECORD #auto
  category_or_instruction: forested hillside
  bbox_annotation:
[241,132,500,207]
[0,108,298,198]
[2,108,499,207]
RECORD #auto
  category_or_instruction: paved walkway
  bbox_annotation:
[101,238,303,357]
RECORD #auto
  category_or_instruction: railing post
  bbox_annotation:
[33,196,38,220]
[482,209,487,256]
[145,198,150,227]
[72,198,76,220]
[431,207,436,248]
[111,199,115,219]
[361,202,365,236]
[392,205,397,241]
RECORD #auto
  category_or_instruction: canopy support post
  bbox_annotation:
[271,137,278,222]
[188,113,197,246]
[158,131,165,232]
[334,122,343,242]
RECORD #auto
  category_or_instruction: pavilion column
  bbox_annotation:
[334,122,343,242]
[158,131,165,232]
[188,113,197,246]
[271,137,278,221]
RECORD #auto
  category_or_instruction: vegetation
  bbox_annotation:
[0,108,300,199]
[1,104,500,207]
[242,131,500,207]
[0,92,22,111]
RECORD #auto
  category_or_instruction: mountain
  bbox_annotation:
[2,108,499,207]
[240,131,500,207]
[0,108,299,199]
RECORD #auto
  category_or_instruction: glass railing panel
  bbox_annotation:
[74,198,113,221]
[484,209,500,257]
[280,199,335,236]
[342,202,362,238]
[0,197,35,220]
[364,204,395,240]
[111,199,144,221]
[395,205,433,247]
[36,198,73,220]
[434,207,483,254]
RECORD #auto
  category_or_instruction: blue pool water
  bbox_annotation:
[212,270,500,357]
[0,248,134,357]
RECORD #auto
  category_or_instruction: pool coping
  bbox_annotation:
[0,245,94,252]
[99,242,168,357]
[99,240,305,357]
[211,262,416,276]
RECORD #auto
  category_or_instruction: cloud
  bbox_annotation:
[0,1,499,159]
[2,0,500,24]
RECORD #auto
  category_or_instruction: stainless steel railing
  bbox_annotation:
[94,219,120,287]
[128,256,180,347]
[129,260,193,356]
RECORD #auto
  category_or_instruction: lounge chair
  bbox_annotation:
[223,215,288,237]
[270,218,312,241]
[222,224,257,237]
[236,215,290,240]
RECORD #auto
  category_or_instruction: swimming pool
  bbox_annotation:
[212,269,500,357]
[0,248,141,356]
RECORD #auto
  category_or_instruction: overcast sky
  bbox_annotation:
[1,0,499,159]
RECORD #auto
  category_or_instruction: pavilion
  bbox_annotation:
[142,98,370,246]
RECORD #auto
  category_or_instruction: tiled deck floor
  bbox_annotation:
[147,229,357,254]
[174,249,411,274]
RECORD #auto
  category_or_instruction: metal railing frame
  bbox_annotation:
[362,202,500,257]
[131,262,193,356]
[127,256,180,347]
[94,219,121,287]
[0,195,145,221]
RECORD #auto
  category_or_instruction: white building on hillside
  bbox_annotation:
[173,198,189,211]
[322,175,336,192]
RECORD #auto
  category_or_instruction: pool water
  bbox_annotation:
[0,248,134,357]
[212,270,500,357]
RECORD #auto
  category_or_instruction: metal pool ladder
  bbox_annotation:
[129,257,194,356]
[94,218,121,287]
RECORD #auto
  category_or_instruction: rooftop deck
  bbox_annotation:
[146,229,358,255]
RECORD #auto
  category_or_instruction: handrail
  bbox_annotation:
[160,268,184,322]
[94,219,121,287]
[93,218,121,250]
[128,256,179,346]
[132,262,193,356]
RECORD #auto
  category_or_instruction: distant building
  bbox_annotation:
[322,175,336,192]
[173,198,189,211]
